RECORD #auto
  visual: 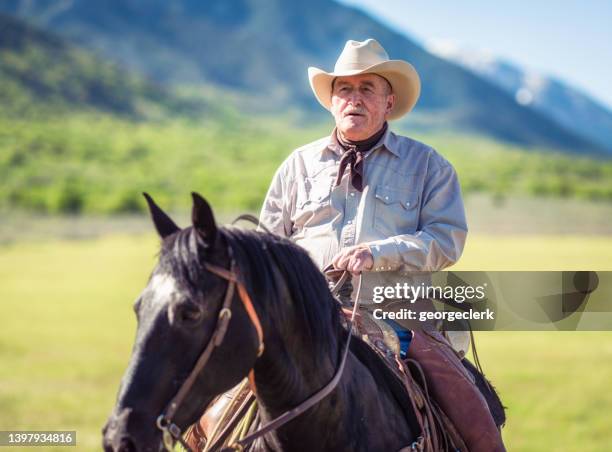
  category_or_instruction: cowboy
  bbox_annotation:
[261,38,466,331]
[258,39,505,451]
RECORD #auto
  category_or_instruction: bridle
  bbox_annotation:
[155,240,360,452]
[155,246,264,451]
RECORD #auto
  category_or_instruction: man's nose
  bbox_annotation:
[347,91,364,106]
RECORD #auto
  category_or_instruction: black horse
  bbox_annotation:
[102,193,422,452]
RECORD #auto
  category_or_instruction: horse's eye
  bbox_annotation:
[178,304,203,325]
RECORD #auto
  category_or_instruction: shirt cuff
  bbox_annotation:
[367,238,400,272]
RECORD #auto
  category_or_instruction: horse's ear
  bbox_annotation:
[191,192,217,243]
[143,192,180,238]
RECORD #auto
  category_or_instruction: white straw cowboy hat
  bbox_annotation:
[308,39,421,120]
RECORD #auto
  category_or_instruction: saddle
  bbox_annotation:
[343,309,505,452]
[327,268,505,438]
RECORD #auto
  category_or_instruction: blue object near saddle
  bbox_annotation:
[383,319,412,358]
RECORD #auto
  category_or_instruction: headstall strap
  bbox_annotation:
[156,243,248,452]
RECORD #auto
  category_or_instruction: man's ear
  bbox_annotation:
[386,93,396,115]
[143,192,180,238]
[191,192,217,245]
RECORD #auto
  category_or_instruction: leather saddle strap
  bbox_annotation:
[394,356,433,451]
[406,357,463,452]
[205,386,257,452]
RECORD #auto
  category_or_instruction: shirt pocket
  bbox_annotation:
[373,185,420,235]
[293,177,333,229]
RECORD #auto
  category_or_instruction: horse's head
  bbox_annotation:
[103,193,262,452]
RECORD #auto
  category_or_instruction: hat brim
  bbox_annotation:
[307,60,421,120]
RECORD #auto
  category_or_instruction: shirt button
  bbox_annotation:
[405,202,410,206]
[350,192,355,197]
[385,196,389,201]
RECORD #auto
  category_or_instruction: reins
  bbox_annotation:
[156,218,359,452]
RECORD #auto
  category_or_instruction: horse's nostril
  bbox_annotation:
[118,437,137,452]
[102,436,118,452]
[102,426,114,452]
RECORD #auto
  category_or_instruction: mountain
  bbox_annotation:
[0,0,605,154]
[427,41,612,153]
[0,13,204,118]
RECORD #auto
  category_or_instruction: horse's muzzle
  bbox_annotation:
[102,407,162,452]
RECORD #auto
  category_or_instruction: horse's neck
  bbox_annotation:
[247,263,342,435]
[248,261,337,405]
[251,321,344,448]
[252,311,339,411]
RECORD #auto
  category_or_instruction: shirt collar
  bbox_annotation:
[324,126,400,158]
[378,127,400,157]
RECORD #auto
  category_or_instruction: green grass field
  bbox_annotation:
[1,234,611,451]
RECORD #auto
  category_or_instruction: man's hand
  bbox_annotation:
[331,244,374,275]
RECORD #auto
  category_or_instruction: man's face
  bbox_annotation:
[330,73,395,141]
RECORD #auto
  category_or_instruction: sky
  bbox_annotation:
[338,0,612,110]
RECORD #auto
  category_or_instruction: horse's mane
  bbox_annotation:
[220,226,344,351]
[160,226,344,351]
